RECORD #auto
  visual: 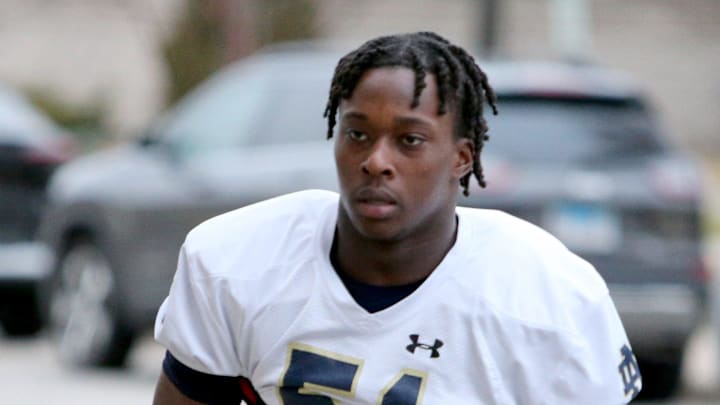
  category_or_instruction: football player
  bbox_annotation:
[153,31,641,404]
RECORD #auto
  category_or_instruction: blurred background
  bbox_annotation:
[0,0,718,404]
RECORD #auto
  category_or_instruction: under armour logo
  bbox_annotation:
[618,344,641,399]
[406,334,443,358]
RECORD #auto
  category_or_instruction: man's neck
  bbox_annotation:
[332,211,458,286]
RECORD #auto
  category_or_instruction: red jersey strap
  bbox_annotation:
[239,376,266,405]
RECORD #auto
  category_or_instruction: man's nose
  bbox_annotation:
[361,139,394,177]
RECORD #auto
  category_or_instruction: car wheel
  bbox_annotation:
[49,241,133,368]
[636,356,681,399]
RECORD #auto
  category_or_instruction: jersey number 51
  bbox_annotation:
[278,342,427,404]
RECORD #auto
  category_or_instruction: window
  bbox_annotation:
[157,63,272,156]
[485,97,665,164]
[247,78,329,146]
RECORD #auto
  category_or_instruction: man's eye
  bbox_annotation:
[402,134,424,146]
[345,129,367,141]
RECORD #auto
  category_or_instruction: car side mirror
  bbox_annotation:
[135,132,182,164]
[137,132,160,148]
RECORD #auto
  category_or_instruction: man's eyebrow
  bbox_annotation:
[394,116,434,128]
[340,112,434,127]
[340,111,368,121]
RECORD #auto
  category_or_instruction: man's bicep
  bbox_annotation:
[153,371,205,405]
[156,350,248,405]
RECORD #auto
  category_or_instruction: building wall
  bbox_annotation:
[0,0,182,137]
[316,0,479,51]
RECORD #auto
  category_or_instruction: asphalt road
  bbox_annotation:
[2,327,720,405]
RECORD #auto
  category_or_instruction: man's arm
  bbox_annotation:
[152,350,253,405]
[153,371,204,405]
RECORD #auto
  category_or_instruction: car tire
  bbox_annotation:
[636,356,681,400]
[49,241,134,368]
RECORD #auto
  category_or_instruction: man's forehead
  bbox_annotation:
[341,67,436,101]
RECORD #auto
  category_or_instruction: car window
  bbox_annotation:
[156,58,336,155]
[247,75,331,146]
[157,63,272,156]
[485,98,665,164]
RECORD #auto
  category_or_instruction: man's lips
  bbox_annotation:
[353,188,398,219]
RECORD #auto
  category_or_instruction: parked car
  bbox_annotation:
[0,84,75,336]
[37,44,705,398]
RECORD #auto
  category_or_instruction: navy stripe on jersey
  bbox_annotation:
[163,351,263,405]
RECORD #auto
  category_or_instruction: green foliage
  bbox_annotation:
[257,0,319,45]
[23,88,108,149]
[162,1,226,105]
[162,0,319,106]
[709,215,720,237]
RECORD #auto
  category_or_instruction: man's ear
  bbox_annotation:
[454,138,474,179]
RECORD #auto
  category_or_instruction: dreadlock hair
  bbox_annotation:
[323,31,498,196]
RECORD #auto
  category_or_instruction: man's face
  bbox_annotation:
[334,67,473,242]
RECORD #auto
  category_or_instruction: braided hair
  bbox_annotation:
[324,31,498,196]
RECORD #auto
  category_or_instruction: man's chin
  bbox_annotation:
[349,217,407,243]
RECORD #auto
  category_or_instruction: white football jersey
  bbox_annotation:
[155,189,641,404]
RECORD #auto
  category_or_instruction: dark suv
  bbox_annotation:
[0,84,74,336]
[37,46,705,398]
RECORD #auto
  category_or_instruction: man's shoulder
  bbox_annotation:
[456,207,610,328]
[182,189,337,272]
[191,189,336,237]
[464,206,606,288]
[457,206,571,256]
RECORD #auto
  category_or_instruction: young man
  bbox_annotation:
[153,32,641,404]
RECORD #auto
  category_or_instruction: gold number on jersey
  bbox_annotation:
[277,343,426,405]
